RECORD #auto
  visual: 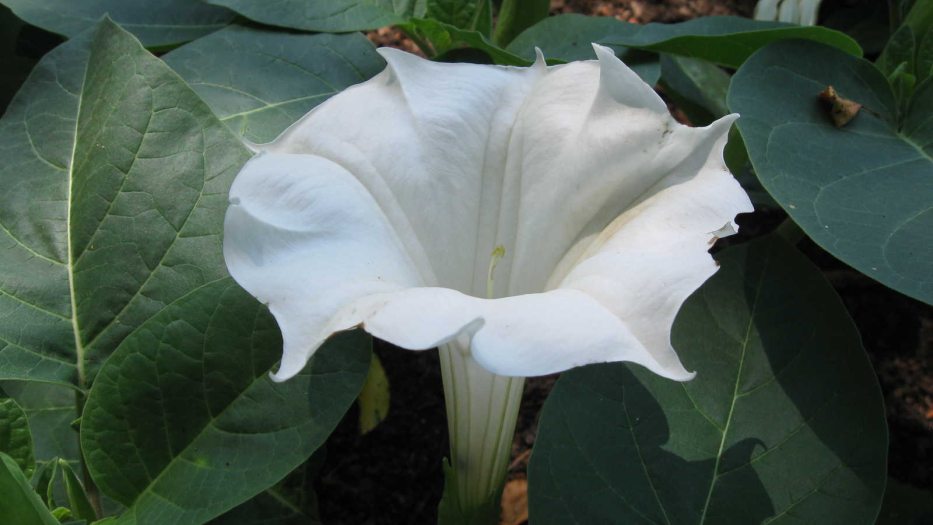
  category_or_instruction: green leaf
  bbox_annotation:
[878,23,917,78]
[729,40,933,304]
[902,0,933,42]
[204,0,414,33]
[0,0,234,48]
[400,16,660,86]
[878,0,933,91]
[0,19,251,389]
[58,459,96,521]
[164,25,385,144]
[81,280,371,525]
[212,451,324,524]
[528,235,887,524]
[507,14,862,68]
[1,382,79,472]
[0,387,34,476]
[426,0,492,34]
[357,353,390,434]
[659,54,731,126]
[0,451,59,525]
[401,17,529,65]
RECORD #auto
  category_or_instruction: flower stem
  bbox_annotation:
[492,0,550,47]
[437,342,524,524]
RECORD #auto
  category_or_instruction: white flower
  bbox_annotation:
[223,44,752,384]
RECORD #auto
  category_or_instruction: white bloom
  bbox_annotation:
[223,44,752,383]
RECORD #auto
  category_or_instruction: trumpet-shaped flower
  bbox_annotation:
[223,44,752,520]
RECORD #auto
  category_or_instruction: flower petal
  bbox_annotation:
[501,45,746,296]
[265,49,545,296]
[358,287,694,380]
[556,114,753,377]
[223,152,422,380]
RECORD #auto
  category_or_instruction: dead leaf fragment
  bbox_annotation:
[818,85,862,128]
[500,478,528,525]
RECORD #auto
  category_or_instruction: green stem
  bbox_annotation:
[492,0,550,47]
[438,343,524,524]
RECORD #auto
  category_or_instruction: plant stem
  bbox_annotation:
[74,391,103,519]
[492,0,550,47]
[438,342,524,524]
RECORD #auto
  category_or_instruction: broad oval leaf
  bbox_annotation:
[0,0,234,48]
[729,40,933,304]
[164,25,385,143]
[204,0,412,33]
[0,389,34,476]
[528,235,887,524]
[81,279,371,525]
[507,14,862,67]
[0,19,250,389]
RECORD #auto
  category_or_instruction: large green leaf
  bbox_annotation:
[0,388,34,476]
[528,235,887,524]
[204,0,415,33]
[0,0,234,48]
[81,280,371,524]
[729,40,933,304]
[507,14,862,67]
[0,451,59,525]
[0,19,251,389]
[164,25,385,144]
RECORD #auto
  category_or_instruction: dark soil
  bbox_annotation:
[316,342,448,524]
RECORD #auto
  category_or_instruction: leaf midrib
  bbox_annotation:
[696,247,769,524]
[64,42,90,389]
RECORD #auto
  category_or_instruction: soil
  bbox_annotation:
[332,2,933,524]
